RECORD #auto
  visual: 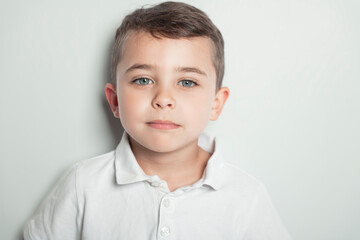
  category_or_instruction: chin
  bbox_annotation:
[143,138,181,153]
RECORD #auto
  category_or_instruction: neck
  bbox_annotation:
[129,137,210,191]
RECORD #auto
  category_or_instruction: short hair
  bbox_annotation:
[110,1,225,90]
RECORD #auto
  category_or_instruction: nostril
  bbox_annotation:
[152,97,175,109]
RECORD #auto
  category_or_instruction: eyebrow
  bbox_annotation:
[176,66,207,77]
[125,64,207,76]
[125,64,154,73]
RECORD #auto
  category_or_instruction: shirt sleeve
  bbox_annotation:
[23,164,82,240]
[242,183,292,240]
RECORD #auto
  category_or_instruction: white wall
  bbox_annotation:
[1,0,359,239]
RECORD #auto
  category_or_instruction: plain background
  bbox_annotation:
[1,0,359,239]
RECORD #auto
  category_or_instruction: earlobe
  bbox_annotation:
[210,87,230,121]
[104,83,120,118]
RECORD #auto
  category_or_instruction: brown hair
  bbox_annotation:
[110,1,225,90]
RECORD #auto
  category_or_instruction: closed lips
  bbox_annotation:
[146,120,180,129]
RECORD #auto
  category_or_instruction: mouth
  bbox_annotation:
[146,120,181,130]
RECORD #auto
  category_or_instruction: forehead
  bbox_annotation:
[117,31,216,77]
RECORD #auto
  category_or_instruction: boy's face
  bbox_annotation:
[106,31,229,153]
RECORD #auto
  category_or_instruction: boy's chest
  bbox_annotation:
[79,183,247,240]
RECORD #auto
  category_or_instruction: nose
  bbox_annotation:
[151,88,175,110]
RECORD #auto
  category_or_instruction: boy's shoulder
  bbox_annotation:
[220,160,266,193]
[74,150,117,182]
[77,150,115,169]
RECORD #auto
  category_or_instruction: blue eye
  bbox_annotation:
[133,78,153,85]
[178,80,197,88]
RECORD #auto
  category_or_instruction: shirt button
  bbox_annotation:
[160,226,171,237]
[163,198,170,207]
[151,181,161,187]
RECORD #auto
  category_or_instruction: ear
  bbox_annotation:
[105,83,120,118]
[209,87,230,121]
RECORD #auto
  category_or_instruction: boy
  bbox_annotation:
[24,2,291,239]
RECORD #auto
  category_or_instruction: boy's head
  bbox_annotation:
[110,1,224,91]
[105,2,229,153]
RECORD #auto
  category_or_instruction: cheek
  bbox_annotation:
[182,94,214,121]
[118,90,145,124]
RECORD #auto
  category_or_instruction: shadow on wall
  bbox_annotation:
[16,227,24,240]
[102,32,124,146]
[17,33,124,240]
[102,98,124,145]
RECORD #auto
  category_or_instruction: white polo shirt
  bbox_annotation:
[24,133,291,240]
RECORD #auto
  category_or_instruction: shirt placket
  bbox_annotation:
[150,179,181,240]
[148,176,203,240]
[157,192,176,240]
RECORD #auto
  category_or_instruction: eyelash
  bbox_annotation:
[132,77,198,88]
[132,77,154,85]
[178,79,198,87]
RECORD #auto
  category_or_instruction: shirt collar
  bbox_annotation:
[115,133,149,185]
[198,133,225,190]
[115,132,225,190]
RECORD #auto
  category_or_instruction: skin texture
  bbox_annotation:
[105,31,229,191]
